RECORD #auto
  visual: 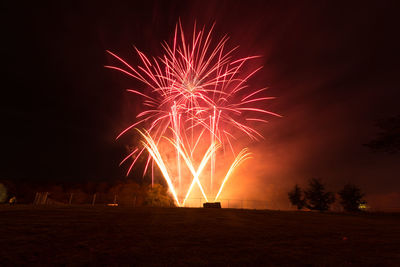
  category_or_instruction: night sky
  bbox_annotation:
[2,1,399,208]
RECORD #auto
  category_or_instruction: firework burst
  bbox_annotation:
[106,22,280,206]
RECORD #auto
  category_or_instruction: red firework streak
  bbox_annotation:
[106,22,280,206]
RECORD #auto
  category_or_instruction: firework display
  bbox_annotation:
[106,22,280,206]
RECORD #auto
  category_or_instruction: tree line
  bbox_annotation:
[288,178,365,212]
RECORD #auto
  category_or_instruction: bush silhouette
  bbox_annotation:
[338,183,365,212]
[145,184,175,207]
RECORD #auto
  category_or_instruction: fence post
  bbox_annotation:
[44,192,48,204]
[33,192,39,205]
[38,192,42,204]
[92,193,96,206]
[68,193,73,205]
[113,194,117,204]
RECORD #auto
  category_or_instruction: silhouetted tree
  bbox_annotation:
[365,115,400,153]
[288,184,305,210]
[304,178,335,211]
[338,183,365,212]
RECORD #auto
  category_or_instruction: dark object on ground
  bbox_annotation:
[8,196,16,206]
[203,202,221,208]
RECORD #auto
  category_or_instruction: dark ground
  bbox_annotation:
[0,206,399,266]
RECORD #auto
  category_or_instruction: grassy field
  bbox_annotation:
[0,205,399,266]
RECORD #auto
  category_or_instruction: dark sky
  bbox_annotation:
[2,1,399,208]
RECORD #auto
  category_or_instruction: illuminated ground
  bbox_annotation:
[0,206,399,266]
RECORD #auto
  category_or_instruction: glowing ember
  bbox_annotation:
[106,22,279,206]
